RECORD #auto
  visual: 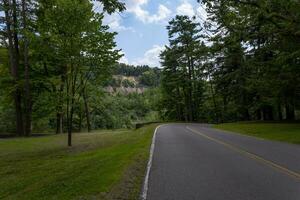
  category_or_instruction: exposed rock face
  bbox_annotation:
[105,86,147,95]
[105,75,148,95]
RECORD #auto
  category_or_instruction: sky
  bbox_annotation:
[96,0,207,67]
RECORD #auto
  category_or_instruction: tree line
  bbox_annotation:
[160,0,300,123]
[0,0,125,145]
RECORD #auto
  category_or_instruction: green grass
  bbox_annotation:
[215,122,300,144]
[0,125,158,200]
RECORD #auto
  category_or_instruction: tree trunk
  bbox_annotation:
[56,76,65,134]
[285,100,295,120]
[66,67,71,146]
[56,113,63,134]
[13,0,24,136]
[209,78,218,123]
[175,87,182,121]
[183,86,189,122]
[66,83,73,146]
[56,113,60,134]
[241,91,250,121]
[83,88,91,132]
[79,105,82,132]
[4,0,24,136]
[256,109,262,120]
[222,95,228,123]
[21,0,32,136]
[67,63,78,146]
[187,58,194,121]
[278,103,283,121]
[262,106,273,121]
[68,103,74,146]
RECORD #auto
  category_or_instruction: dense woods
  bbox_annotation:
[160,0,300,123]
[0,0,125,145]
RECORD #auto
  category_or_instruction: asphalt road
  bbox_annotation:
[147,124,300,200]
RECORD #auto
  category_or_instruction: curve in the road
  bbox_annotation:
[145,123,300,200]
[186,126,300,181]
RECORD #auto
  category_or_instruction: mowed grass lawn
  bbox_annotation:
[215,122,300,144]
[0,125,158,200]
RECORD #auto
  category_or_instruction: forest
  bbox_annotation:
[0,0,127,146]
[0,0,162,143]
[160,0,300,123]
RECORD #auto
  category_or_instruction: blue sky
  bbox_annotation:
[97,0,207,67]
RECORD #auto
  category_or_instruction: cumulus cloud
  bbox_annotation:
[119,55,129,65]
[176,1,195,18]
[132,45,165,67]
[126,0,171,23]
[93,2,134,32]
[176,0,208,22]
[103,13,135,32]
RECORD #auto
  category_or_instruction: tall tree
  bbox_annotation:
[161,15,206,121]
[197,0,300,122]
[36,0,121,146]
[1,0,24,135]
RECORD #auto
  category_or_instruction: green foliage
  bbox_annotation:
[201,0,300,122]
[160,1,300,123]
[122,79,135,88]
[88,87,162,129]
[0,0,125,137]
[114,63,158,77]
[160,16,206,121]
[0,47,15,134]
[140,70,160,87]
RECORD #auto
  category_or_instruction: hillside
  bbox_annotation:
[104,64,161,95]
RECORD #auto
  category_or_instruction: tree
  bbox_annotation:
[160,0,299,123]
[1,0,125,143]
[36,0,122,146]
[1,0,25,135]
[161,15,207,121]
[196,0,300,122]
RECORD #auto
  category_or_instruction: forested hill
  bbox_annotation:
[104,64,161,92]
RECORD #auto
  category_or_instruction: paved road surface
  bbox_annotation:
[147,124,300,200]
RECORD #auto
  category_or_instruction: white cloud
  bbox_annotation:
[93,2,134,32]
[132,45,165,67]
[118,50,130,64]
[119,55,129,65]
[176,1,195,18]
[103,13,135,32]
[93,1,104,13]
[176,1,208,22]
[126,0,171,23]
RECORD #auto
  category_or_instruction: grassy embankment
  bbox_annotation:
[215,122,300,144]
[0,125,158,200]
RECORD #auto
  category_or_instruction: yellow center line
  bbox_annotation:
[186,126,300,181]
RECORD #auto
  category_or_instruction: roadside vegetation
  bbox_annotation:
[215,122,300,144]
[160,1,300,123]
[0,124,157,200]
